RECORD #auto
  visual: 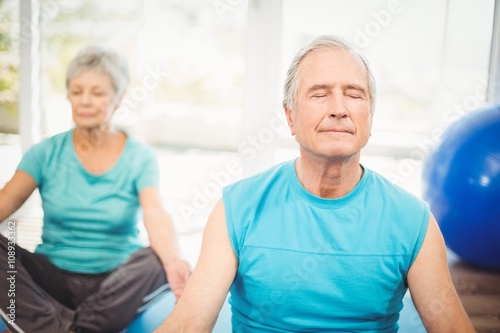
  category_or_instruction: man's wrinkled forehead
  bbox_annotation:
[297,47,369,88]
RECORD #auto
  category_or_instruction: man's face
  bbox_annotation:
[285,47,373,162]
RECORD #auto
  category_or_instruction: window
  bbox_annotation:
[40,0,248,152]
[0,0,20,134]
[40,0,142,135]
[279,0,494,154]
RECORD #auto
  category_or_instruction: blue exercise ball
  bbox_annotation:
[422,104,500,270]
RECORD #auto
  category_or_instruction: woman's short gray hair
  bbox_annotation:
[283,35,376,111]
[66,45,130,99]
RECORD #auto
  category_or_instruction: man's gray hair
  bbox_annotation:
[66,45,130,99]
[283,35,376,111]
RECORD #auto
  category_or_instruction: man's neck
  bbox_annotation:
[295,153,363,199]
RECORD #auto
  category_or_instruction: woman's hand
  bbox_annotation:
[164,258,192,301]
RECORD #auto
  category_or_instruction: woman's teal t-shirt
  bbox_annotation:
[223,159,430,332]
[17,129,159,273]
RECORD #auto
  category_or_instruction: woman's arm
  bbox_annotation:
[140,186,191,300]
[154,199,238,333]
[0,171,38,223]
[407,214,475,332]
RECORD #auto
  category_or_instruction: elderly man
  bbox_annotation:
[155,35,474,333]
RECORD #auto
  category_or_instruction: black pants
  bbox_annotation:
[0,235,169,333]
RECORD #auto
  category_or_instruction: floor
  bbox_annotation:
[1,135,499,332]
[448,252,500,332]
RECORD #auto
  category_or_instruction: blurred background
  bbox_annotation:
[0,0,497,265]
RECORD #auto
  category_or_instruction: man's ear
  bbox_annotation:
[284,104,295,136]
[368,108,374,137]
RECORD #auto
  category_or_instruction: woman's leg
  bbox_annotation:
[0,235,75,333]
[72,247,169,333]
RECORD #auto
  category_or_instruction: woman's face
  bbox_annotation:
[67,71,119,130]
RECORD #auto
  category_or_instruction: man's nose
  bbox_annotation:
[328,94,349,119]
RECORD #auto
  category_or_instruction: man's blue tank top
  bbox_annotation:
[222,159,429,333]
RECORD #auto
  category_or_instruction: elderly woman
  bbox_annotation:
[0,46,191,333]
